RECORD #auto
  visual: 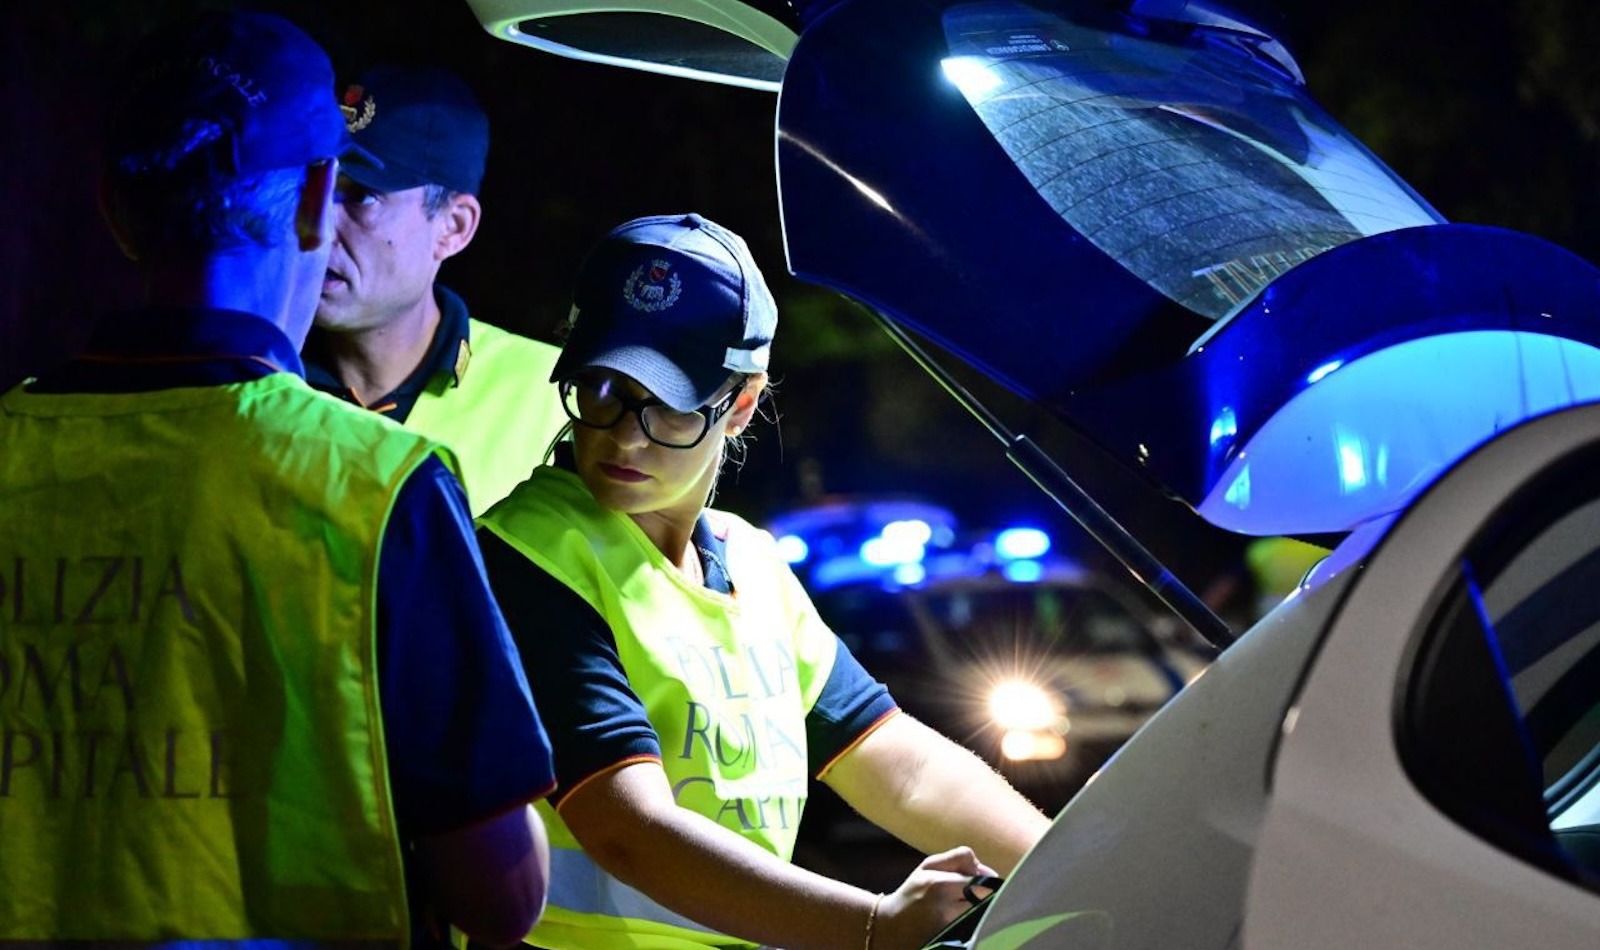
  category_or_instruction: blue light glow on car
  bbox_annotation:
[893,563,927,586]
[1202,330,1600,533]
[995,527,1052,560]
[1209,406,1238,448]
[1306,359,1344,384]
[861,519,933,566]
[1336,424,1369,493]
[1003,559,1046,583]
[776,534,809,564]
[939,56,1002,96]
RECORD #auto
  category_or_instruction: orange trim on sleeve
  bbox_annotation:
[550,754,663,809]
[814,706,901,780]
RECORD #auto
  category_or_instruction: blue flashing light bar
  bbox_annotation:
[995,527,1052,561]
[860,519,934,566]
[893,563,928,586]
[775,535,809,565]
[1003,559,1046,583]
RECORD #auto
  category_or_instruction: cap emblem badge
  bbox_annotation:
[622,259,683,313]
[340,85,376,132]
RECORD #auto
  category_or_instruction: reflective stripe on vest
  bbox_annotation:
[404,319,567,517]
[544,847,733,939]
[0,375,437,946]
[481,467,841,949]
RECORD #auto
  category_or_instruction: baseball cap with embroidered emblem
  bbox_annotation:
[552,213,778,413]
[107,11,359,178]
[337,64,489,195]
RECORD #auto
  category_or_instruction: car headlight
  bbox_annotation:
[987,679,1063,731]
[1000,730,1068,762]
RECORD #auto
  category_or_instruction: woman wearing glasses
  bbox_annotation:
[477,214,1049,950]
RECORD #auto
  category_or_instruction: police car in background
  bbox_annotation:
[768,496,1210,805]
[473,1,1600,946]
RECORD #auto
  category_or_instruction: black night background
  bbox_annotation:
[4,0,1599,620]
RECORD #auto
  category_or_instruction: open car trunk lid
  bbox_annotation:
[469,0,1600,538]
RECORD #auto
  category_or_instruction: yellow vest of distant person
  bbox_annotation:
[481,466,840,950]
[406,318,567,517]
[0,374,441,946]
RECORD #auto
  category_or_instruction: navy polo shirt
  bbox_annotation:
[302,285,472,422]
[26,307,556,836]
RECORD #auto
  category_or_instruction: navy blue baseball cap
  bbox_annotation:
[553,213,778,412]
[107,11,355,178]
[337,65,488,195]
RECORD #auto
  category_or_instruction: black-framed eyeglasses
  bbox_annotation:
[559,372,747,449]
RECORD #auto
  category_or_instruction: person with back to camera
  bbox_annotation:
[477,213,1052,950]
[305,64,569,516]
[0,11,553,947]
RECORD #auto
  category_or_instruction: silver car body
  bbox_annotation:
[978,401,1600,947]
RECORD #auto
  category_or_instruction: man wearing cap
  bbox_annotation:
[478,213,1050,950]
[305,64,567,517]
[0,12,553,947]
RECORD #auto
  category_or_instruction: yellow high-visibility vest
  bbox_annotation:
[406,319,567,516]
[481,466,840,950]
[0,374,441,947]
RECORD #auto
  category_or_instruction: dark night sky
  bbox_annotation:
[4,0,1599,606]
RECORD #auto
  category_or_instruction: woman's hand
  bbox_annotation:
[872,846,998,950]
